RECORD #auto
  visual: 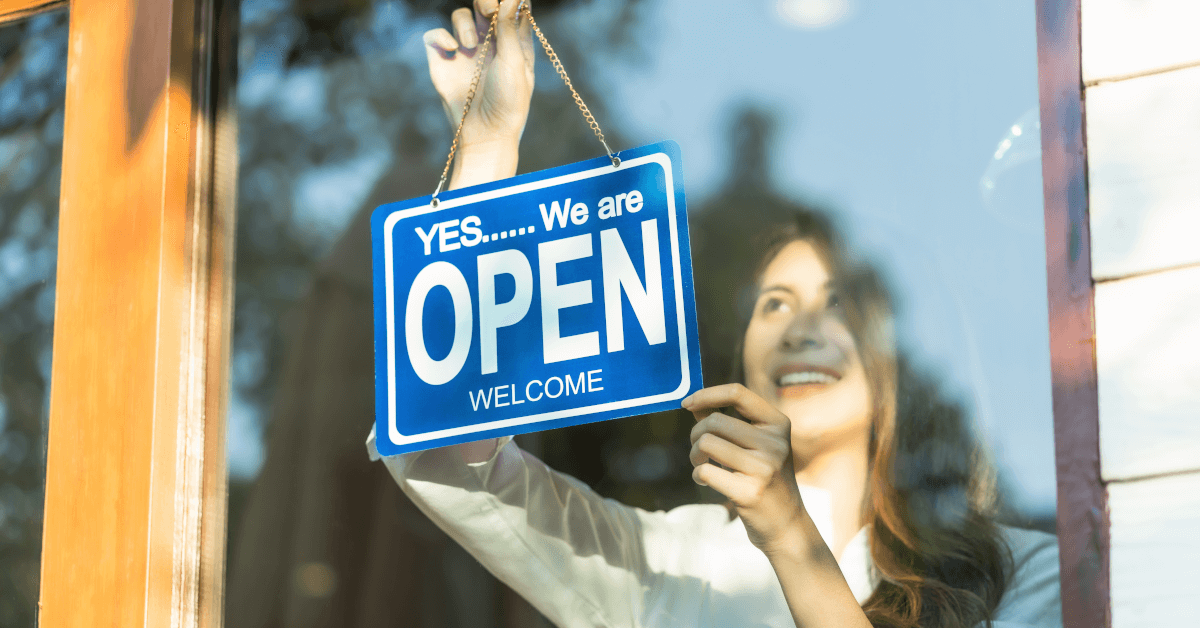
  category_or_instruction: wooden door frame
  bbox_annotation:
[18,0,239,626]
[1035,0,1111,626]
[15,0,1107,626]
[0,0,65,24]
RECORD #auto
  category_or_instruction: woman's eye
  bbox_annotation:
[761,297,789,315]
[827,293,841,309]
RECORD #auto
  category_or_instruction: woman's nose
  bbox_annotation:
[781,314,825,351]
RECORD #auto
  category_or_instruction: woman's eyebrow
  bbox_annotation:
[758,284,795,296]
[759,281,834,296]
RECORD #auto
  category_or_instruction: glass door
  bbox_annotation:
[224,2,1062,627]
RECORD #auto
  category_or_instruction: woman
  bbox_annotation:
[369,2,1061,626]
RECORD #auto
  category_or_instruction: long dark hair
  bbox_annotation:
[734,212,1011,628]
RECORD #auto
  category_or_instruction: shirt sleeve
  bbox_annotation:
[366,428,661,628]
[990,527,1063,628]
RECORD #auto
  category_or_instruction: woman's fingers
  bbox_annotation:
[693,462,757,499]
[488,0,534,65]
[690,433,774,478]
[473,0,516,25]
[451,7,479,50]
[485,0,521,22]
[474,1,490,34]
[423,27,460,55]
[475,0,498,17]
[682,383,788,427]
[689,412,768,450]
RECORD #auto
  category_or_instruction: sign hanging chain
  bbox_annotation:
[525,5,619,165]
[432,1,619,207]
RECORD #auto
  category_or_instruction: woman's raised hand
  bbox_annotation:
[423,0,535,165]
[684,384,808,555]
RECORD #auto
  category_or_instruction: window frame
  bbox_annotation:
[15,0,1108,626]
[0,0,66,25]
[1036,0,1111,626]
[20,0,238,626]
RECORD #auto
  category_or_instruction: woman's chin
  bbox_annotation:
[775,392,872,442]
[775,383,834,401]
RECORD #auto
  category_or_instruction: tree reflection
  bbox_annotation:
[0,11,67,627]
[0,11,66,628]
[227,1,648,626]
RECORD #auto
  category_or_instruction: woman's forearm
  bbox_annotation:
[764,513,873,628]
[448,137,521,190]
[441,138,519,465]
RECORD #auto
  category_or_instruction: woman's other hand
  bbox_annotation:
[423,0,535,185]
[686,384,873,627]
[684,384,810,557]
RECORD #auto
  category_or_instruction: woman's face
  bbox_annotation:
[743,240,873,463]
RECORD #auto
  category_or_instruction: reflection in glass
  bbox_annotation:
[0,11,67,627]
[980,106,1043,233]
[227,2,643,626]
[775,0,857,30]
[225,1,1056,626]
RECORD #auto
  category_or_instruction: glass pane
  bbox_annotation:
[227,1,1056,626]
[0,10,67,627]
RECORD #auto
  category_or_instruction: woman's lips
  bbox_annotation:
[773,365,842,400]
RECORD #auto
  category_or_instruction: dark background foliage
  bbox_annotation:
[0,11,67,627]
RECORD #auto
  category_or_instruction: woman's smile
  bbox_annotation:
[772,363,843,400]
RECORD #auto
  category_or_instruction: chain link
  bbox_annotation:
[432,1,617,207]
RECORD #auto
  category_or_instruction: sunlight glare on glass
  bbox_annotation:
[774,0,855,29]
[980,106,1041,201]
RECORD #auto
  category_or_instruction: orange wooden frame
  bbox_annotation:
[0,0,65,25]
[16,0,238,626]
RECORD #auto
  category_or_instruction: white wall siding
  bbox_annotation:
[1086,65,1200,280]
[1082,0,1200,83]
[1082,3,1200,627]
[1095,265,1200,482]
[1108,472,1200,627]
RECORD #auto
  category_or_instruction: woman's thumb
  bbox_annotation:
[494,0,530,50]
[497,0,524,23]
[473,0,520,24]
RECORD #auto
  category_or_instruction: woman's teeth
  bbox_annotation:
[777,371,837,387]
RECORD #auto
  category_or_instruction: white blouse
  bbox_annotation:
[368,431,1062,628]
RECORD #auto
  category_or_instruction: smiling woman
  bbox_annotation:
[727,214,1058,628]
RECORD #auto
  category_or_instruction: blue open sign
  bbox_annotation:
[371,141,701,456]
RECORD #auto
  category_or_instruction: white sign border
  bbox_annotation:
[382,153,689,446]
